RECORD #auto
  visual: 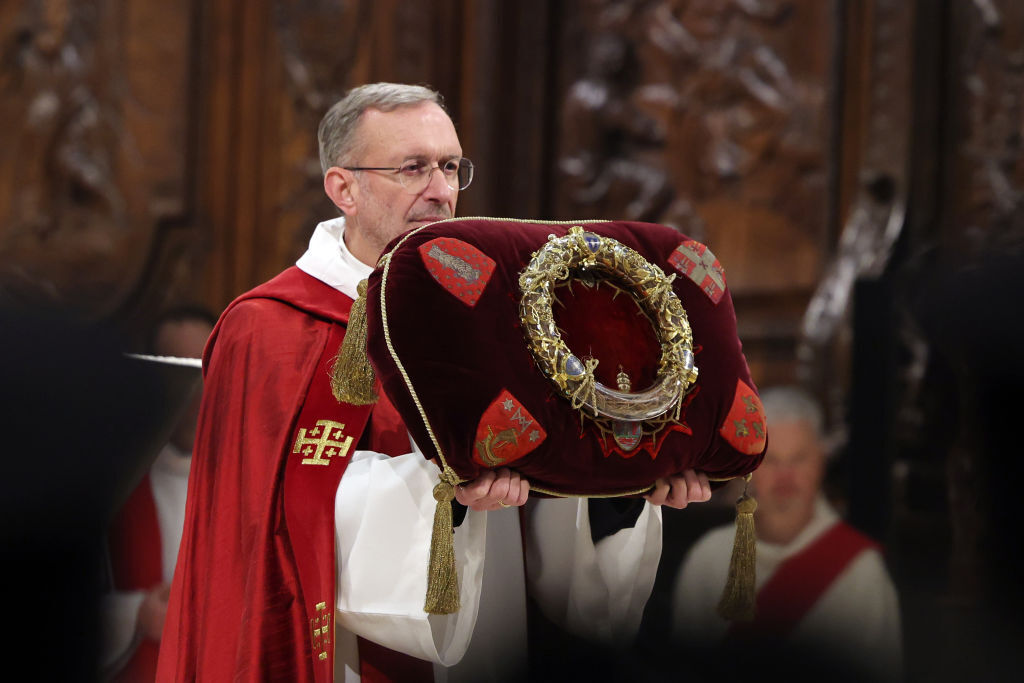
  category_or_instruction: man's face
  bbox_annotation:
[344,101,462,260]
[750,418,825,520]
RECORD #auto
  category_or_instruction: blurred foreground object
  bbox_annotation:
[0,309,191,681]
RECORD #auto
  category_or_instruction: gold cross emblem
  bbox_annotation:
[310,601,330,662]
[292,419,353,466]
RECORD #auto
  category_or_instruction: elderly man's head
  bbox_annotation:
[751,386,827,544]
[319,83,466,265]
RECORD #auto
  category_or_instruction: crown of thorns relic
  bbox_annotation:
[519,226,698,424]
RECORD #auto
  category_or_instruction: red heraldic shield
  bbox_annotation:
[669,240,727,305]
[473,389,548,467]
[719,379,767,455]
[418,237,496,307]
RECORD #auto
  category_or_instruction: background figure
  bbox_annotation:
[671,386,902,682]
[101,307,216,682]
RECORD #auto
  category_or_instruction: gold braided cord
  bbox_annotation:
[516,475,743,498]
[378,249,455,480]
[530,475,746,498]
[530,483,655,498]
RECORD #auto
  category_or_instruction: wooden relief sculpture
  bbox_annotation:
[0,0,192,319]
[555,0,835,391]
[800,0,915,363]
[557,0,832,250]
[944,0,1024,252]
[272,0,369,262]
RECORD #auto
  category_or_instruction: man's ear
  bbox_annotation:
[324,167,358,215]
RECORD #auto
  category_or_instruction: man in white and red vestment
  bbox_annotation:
[103,310,215,681]
[672,386,902,682]
[157,83,714,683]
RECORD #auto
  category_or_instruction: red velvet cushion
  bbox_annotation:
[365,219,765,496]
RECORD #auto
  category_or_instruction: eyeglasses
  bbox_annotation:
[344,157,474,194]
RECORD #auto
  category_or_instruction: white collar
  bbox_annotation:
[295,216,373,300]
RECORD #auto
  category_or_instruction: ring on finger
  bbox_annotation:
[497,499,511,508]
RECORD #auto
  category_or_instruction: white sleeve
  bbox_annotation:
[334,447,487,666]
[99,589,144,673]
[523,497,662,644]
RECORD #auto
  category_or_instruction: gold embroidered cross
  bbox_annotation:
[293,419,352,466]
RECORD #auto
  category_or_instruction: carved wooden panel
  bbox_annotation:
[0,0,483,321]
[0,0,196,320]
[799,0,916,435]
[940,0,1024,253]
[551,0,840,389]
[194,0,473,309]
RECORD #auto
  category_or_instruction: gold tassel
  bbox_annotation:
[716,478,758,621]
[331,279,377,404]
[424,467,461,614]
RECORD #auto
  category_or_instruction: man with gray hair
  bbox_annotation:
[158,82,708,682]
[670,385,902,682]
